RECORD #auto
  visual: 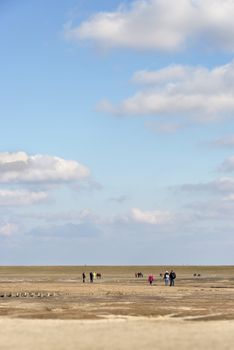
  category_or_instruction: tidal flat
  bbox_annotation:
[0,266,234,349]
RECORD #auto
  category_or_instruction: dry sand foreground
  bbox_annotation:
[0,266,234,349]
[0,318,234,350]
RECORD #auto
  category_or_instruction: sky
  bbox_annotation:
[1,0,234,265]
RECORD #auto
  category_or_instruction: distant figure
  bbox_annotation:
[164,271,170,286]
[148,275,154,285]
[96,273,102,279]
[93,272,96,279]
[135,272,144,278]
[169,270,176,286]
[90,272,94,283]
[82,272,86,283]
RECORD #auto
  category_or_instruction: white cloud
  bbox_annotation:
[0,223,18,237]
[132,65,194,85]
[187,157,234,192]
[0,190,48,206]
[65,0,234,52]
[31,207,174,228]
[131,207,173,224]
[99,62,234,122]
[219,156,234,172]
[0,152,90,184]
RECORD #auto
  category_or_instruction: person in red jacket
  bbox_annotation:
[148,275,154,285]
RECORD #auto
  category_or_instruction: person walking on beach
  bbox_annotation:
[169,270,176,286]
[164,271,170,286]
[148,275,154,285]
[82,272,86,283]
[90,272,94,283]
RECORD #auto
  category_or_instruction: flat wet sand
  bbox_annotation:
[0,266,234,349]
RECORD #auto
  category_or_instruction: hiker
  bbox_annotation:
[169,270,176,286]
[148,275,154,285]
[82,272,86,283]
[89,272,94,283]
[164,271,170,286]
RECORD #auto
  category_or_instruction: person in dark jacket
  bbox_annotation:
[82,272,86,283]
[90,272,94,283]
[169,270,176,286]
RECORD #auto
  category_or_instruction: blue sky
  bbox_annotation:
[1,0,234,265]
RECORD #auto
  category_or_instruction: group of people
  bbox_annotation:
[148,270,176,286]
[82,272,94,283]
[82,272,100,283]
[82,270,176,285]
[163,270,176,286]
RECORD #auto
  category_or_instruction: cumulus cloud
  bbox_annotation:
[0,223,18,237]
[131,208,173,224]
[65,0,234,52]
[99,62,234,122]
[0,152,92,207]
[0,190,48,206]
[0,152,90,184]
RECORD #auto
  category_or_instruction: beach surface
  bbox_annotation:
[0,266,234,349]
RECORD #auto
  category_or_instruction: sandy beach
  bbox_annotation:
[0,266,234,349]
[1,317,234,350]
